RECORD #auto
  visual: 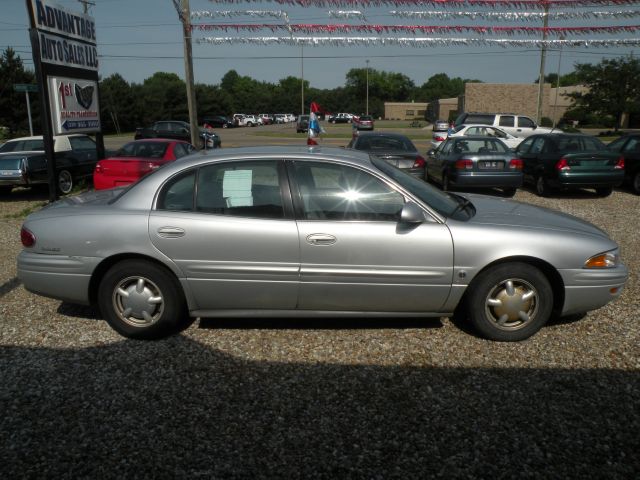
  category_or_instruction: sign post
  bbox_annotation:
[24,0,103,202]
[13,83,38,136]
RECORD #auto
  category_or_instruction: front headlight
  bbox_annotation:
[584,249,620,268]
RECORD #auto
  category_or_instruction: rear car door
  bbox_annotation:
[289,160,453,312]
[149,159,300,311]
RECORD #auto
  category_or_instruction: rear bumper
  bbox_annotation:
[551,171,624,188]
[17,251,100,305]
[451,171,523,188]
[559,265,628,316]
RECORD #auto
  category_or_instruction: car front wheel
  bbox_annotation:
[57,170,73,195]
[98,260,187,340]
[465,262,553,341]
[633,172,640,194]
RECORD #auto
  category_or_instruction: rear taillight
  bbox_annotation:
[413,156,426,168]
[509,158,523,170]
[434,135,446,142]
[455,159,473,170]
[556,158,570,171]
[21,227,35,247]
[615,156,625,169]
[94,162,103,174]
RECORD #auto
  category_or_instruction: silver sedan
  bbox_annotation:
[17,146,628,341]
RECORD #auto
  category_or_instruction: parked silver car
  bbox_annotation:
[17,146,627,341]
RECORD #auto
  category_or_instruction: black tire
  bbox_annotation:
[465,262,553,341]
[98,260,188,340]
[503,187,517,198]
[633,172,640,195]
[595,186,613,197]
[57,169,73,195]
[535,175,550,197]
[442,172,450,191]
[0,185,12,196]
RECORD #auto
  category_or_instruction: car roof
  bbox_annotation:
[355,131,410,140]
[4,134,87,142]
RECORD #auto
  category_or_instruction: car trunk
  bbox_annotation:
[374,152,419,169]
[98,159,161,185]
[562,152,621,171]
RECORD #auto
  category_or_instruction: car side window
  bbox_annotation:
[440,140,453,154]
[68,136,96,150]
[293,162,404,222]
[173,143,187,158]
[157,170,196,211]
[195,161,284,219]
[518,117,535,129]
[516,137,534,154]
[499,116,515,127]
[622,137,639,153]
[531,138,545,154]
[467,127,480,135]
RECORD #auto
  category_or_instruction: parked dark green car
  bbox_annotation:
[514,134,625,197]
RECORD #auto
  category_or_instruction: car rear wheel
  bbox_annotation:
[57,170,73,195]
[633,172,640,194]
[465,262,553,341]
[98,260,188,340]
[595,186,613,197]
[535,175,550,197]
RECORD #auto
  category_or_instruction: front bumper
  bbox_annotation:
[559,265,628,316]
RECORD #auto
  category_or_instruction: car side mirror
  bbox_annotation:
[427,149,436,157]
[400,202,425,224]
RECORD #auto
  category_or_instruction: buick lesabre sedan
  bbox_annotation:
[17,146,627,341]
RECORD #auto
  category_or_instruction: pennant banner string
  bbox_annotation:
[196,36,640,47]
[389,10,640,21]
[192,10,291,21]
[192,23,640,36]
[206,0,640,9]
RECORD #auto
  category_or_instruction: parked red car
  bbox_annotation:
[93,139,195,190]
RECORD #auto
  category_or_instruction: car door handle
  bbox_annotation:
[306,233,336,246]
[157,226,186,238]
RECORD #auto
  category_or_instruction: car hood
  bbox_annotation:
[459,193,608,238]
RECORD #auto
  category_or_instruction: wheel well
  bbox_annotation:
[463,256,565,316]
[88,254,182,307]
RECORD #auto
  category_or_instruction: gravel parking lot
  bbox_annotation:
[1,160,638,477]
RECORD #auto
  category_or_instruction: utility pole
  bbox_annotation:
[174,0,199,147]
[301,45,304,115]
[366,59,369,116]
[77,0,94,14]
[536,3,550,124]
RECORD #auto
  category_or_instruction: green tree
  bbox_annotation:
[567,56,640,131]
[0,48,38,136]
[416,73,480,102]
[99,73,136,134]
[535,71,581,87]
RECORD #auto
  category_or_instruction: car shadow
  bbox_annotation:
[0,187,50,203]
[0,336,637,478]
[521,184,611,199]
[199,316,444,331]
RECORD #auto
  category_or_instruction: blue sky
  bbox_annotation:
[2,0,639,90]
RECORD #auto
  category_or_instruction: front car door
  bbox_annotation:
[289,160,453,312]
[149,159,300,311]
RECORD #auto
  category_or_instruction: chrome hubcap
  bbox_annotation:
[58,171,72,194]
[112,276,164,327]
[485,278,538,330]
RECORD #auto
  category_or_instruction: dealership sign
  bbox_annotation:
[31,0,98,71]
[48,76,100,134]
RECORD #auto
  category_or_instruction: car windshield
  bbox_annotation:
[117,142,169,158]
[0,157,23,169]
[370,157,474,220]
[357,135,416,152]
[453,139,509,153]
[557,136,606,152]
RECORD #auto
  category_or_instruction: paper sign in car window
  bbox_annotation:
[223,170,253,207]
